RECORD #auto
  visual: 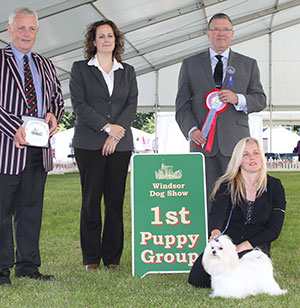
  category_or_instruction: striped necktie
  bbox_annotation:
[24,55,38,117]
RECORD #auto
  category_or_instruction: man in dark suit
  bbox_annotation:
[176,13,266,212]
[0,7,64,285]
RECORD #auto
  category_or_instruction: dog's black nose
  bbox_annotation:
[212,250,217,256]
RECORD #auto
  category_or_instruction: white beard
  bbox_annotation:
[202,235,287,299]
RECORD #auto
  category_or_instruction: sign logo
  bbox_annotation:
[155,160,182,180]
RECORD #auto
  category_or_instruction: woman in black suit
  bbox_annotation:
[69,20,138,271]
[188,137,286,287]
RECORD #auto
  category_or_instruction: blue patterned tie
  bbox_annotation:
[24,55,38,117]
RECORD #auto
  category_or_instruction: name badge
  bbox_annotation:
[22,116,49,148]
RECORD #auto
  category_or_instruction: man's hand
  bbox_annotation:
[13,126,28,149]
[45,112,58,137]
[190,128,206,146]
[218,89,238,105]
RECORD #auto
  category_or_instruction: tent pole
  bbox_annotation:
[154,70,159,153]
[269,32,273,153]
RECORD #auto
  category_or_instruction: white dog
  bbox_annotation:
[202,235,287,298]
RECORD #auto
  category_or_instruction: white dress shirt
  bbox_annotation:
[88,56,123,96]
[209,48,247,113]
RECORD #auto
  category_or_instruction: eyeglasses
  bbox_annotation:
[209,27,233,32]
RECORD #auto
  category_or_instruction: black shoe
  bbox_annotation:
[0,272,12,285]
[16,270,55,281]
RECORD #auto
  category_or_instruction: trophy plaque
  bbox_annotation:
[22,116,50,148]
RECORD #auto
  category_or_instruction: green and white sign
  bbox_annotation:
[131,153,207,277]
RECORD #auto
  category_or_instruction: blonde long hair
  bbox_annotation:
[211,137,267,203]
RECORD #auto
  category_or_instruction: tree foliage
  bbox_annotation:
[133,112,155,133]
[58,112,76,132]
[292,125,300,136]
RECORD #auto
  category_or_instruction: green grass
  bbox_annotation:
[0,171,299,307]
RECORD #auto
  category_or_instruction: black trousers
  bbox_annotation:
[0,147,47,276]
[74,148,131,266]
[205,153,230,213]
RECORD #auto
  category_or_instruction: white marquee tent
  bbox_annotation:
[1,0,300,153]
[262,126,300,154]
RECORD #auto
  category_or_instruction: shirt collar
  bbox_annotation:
[88,56,123,72]
[10,42,32,60]
[209,48,230,60]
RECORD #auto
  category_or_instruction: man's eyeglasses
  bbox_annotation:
[209,28,233,32]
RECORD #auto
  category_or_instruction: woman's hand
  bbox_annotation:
[109,124,126,141]
[236,240,253,253]
[102,135,119,156]
[209,229,221,242]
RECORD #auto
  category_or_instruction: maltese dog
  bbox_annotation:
[202,235,287,298]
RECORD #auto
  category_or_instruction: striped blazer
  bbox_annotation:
[0,45,64,175]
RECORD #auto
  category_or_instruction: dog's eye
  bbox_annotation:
[219,247,223,250]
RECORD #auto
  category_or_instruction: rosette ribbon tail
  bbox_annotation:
[205,114,217,152]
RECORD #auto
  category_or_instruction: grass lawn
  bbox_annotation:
[0,171,299,307]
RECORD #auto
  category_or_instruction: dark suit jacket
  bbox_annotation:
[209,175,286,253]
[0,45,64,175]
[175,49,266,157]
[69,60,138,151]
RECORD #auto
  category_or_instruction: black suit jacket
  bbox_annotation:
[209,175,286,252]
[69,60,138,151]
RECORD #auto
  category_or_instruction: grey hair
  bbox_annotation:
[8,7,39,26]
[207,13,232,29]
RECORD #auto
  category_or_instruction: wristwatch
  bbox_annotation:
[104,123,111,133]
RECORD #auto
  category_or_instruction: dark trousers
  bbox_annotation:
[74,148,131,266]
[205,152,230,213]
[188,253,211,288]
[0,147,47,276]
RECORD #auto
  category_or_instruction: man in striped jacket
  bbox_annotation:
[0,7,64,285]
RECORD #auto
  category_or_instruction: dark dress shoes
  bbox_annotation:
[105,264,119,271]
[85,264,99,271]
[0,272,12,285]
[15,270,55,280]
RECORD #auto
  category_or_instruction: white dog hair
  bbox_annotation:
[202,235,287,299]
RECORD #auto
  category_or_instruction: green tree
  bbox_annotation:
[292,125,300,135]
[133,112,155,131]
[58,112,75,132]
[141,113,156,134]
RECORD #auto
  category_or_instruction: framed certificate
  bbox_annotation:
[22,116,50,148]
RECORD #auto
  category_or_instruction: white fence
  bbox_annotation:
[266,157,300,171]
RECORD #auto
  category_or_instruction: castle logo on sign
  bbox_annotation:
[155,160,182,180]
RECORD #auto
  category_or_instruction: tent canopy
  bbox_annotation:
[1,0,300,124]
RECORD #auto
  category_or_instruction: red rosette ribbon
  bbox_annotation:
[199,89,228,152]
